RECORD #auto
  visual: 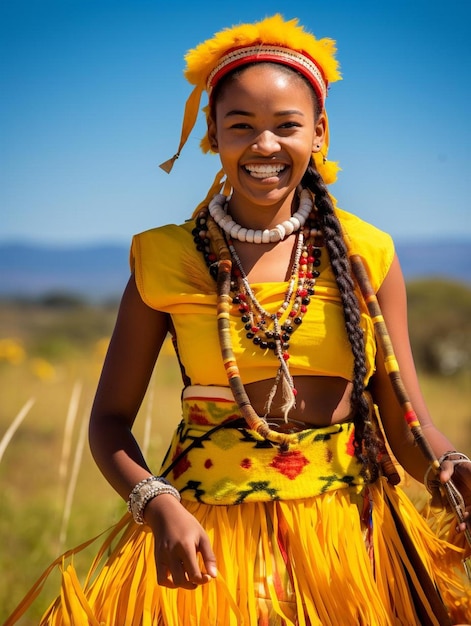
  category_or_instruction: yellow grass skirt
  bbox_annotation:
[6,390,471,625]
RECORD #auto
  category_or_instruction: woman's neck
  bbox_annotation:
[227,190,298,231]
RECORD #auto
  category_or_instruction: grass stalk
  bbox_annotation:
[58,406,89,550]
[0,397,36,464]
[58,380,82,482]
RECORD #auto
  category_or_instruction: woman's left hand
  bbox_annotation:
[439,458,471,533]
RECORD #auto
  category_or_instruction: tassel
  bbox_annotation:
[280,371,296,421]
[159,153,180,174]
[264,370,281,417]
[159,83,205,174]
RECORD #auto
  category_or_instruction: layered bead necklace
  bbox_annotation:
[193,188,323,430]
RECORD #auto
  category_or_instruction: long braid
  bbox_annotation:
[302,165,380,481]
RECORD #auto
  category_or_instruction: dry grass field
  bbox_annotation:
[1,296,470,624]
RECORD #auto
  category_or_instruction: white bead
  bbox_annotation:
[282,220,295,236]
[237,228,248,241]
[218,214,233,227]
[224,220,236,231]
[275,224,286,240]
[230,224,242,238]
[211,207,226,222]
[262,229,271,243]
[269,229,281,242]
[253,231,263,244]
[290,216,301,230]
[209,193,226,207]
[245,229,255,243]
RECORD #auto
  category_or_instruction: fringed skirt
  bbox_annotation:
[7,387,471,625]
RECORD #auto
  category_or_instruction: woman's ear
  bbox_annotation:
[207,117,219,153]
[312,111,327,153]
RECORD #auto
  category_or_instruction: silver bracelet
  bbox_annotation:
[437,450,471,465]
[424,451,471,492]
[127,476,181,525]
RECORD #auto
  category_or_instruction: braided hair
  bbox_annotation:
[302,165,381,482]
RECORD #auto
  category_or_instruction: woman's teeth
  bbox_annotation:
[244,164,285,178]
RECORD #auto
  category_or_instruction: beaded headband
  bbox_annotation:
[159,14,341,185]
[206,44,328,109]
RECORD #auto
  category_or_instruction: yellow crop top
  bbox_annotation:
[130,207,394,387]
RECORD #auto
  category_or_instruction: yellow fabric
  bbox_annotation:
[161,391,365,504]
[130,207,394,387]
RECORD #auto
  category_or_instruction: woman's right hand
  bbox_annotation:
[145,494,217,589]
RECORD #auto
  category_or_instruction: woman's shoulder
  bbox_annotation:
[129,219,214,308]
[335,207,392,246]
[130,221,196,265]
[132,220,194,247]
[334,206,395,291]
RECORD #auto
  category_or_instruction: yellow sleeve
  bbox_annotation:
[335,208,395,293]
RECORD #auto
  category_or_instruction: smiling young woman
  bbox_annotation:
[7,13,471,626]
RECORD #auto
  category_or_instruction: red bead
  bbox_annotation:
[251,326,259,333]
[292,388,298,396]
[300,305,307,313]
[208,253,217,262]
[289,310,297,317]
[297,289,308,298]
[283,352,290,360]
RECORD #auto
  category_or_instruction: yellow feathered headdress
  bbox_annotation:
[160,14,342,186]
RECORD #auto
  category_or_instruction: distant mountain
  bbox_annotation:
[394,239,470,285]
[0,242,130,301]
[0,239,469,301]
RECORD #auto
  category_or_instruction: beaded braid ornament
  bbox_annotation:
[192,189,323,428]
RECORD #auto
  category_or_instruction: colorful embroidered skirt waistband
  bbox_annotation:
[159,386,366,505]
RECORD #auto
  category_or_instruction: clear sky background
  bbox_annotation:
[1,0,470,246]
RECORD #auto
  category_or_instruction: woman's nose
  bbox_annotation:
[251,130,281,154]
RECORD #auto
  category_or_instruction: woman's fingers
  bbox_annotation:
[155,537,217,588]
[156,558,199,589]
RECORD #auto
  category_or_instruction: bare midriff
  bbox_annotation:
[244,375,354,429]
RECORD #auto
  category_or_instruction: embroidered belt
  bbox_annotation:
[160,386,366,505]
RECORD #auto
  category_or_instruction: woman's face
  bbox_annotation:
[208,63,325,213]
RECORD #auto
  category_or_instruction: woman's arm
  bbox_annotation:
[89,273,169,498]
[89,274,217,587]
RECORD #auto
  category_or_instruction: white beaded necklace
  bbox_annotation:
[208,188,313,243]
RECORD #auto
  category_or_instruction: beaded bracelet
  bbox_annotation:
[127,476,181,525]
[424,451,471,493]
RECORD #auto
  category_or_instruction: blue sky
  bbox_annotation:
[1,0,470,245]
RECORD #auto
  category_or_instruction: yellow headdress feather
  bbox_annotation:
[160,14,342,184]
